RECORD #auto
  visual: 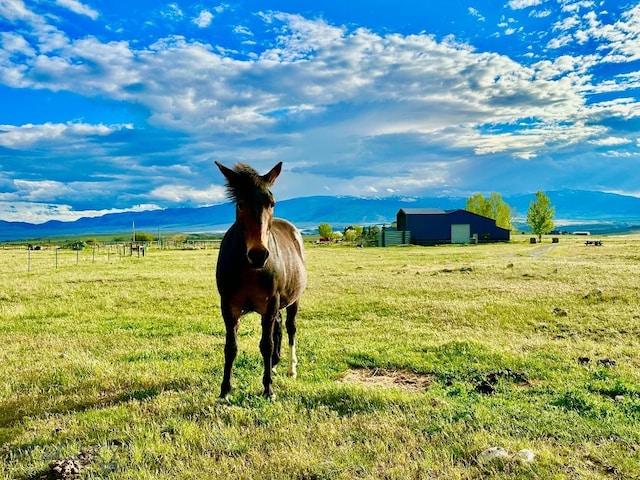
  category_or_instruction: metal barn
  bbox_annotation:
[396,208,510,245]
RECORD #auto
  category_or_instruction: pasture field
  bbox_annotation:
[1,236,640,479]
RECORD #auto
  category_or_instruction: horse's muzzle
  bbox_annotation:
[247,248,269,268]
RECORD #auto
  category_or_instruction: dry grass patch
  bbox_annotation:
[341,367,431,392]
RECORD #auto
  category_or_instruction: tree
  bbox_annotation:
[362,226,380,246]
[171,234,187,245]
[466,193,490,217]
[527,191,555,241]
[344,228,357,243]
[331,230,343,241]
[466,192,513,230]
[135,232,154,242]
[318,223,332,239]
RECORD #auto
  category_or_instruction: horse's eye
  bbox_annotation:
[237,200,247,210]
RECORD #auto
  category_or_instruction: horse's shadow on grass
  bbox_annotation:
[1,376,213,480]
[0,381,182,443]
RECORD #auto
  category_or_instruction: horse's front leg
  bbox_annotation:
[220,300,240,399]
[260,298,279,399]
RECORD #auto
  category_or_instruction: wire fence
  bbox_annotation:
[0,240,221,274]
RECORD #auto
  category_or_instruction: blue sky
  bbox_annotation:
[1,0,639,223]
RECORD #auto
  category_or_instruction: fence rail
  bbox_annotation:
[0,240,220,274]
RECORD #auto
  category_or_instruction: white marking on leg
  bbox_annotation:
[287,344,298,378]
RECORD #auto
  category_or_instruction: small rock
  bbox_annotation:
[478,446,509,463]
[515,449,535,463]
[506,263,514,268]
[614,395,625,403]
[553,307,568,316]
[583,288,603,299]
[597,358,616,368]
[578,357,590,365]
[475,380,496,395]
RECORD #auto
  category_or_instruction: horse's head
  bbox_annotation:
[216,161,282,268]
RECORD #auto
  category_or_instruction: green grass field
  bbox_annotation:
[1,236,639,479]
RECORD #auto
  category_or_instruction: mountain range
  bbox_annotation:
[1,190,639,241]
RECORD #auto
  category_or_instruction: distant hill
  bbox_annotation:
[1,190,639,241]
[507,190,640,222]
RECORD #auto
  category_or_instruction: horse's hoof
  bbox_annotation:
[272,366,278,375]
[287,368,297,379]
[218,388,231,403]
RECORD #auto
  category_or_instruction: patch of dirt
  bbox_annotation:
[341,368,431,392]
[528,245,557,258]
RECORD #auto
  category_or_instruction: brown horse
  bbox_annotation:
[215,161,307,400]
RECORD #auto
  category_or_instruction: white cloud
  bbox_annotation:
[0,10,609,164]
[233,25,253,36]
[0,122,126,148]
[10,179,76,202]
[163,3,183,20]
[509,0,543,10]
[0,201,162,223]
[589,136,632,146]
[547,34,573,49]
[530,9,551,18]
[1,32,36,56]
[150,184,227,204]
[0,0,36,21]
[55,0,98,20]
[554,15,581,31]
[193,10,213,28]
[560,1,595,13]
[513,151,538,159]
[1,8,594,141]
[214,4,229,14]
[468,8,485,22]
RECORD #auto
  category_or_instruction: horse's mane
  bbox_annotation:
[223,163,264,202]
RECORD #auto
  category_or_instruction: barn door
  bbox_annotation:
[451,224,470,244]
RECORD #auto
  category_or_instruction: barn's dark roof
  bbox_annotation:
[398,208,447,215]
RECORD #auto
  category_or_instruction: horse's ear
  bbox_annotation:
[215,161,238,184]
[263,162,282,186]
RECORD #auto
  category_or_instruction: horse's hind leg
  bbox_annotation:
[285,302,298,378]
[220,301,239,399]
[271,311,283,372]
